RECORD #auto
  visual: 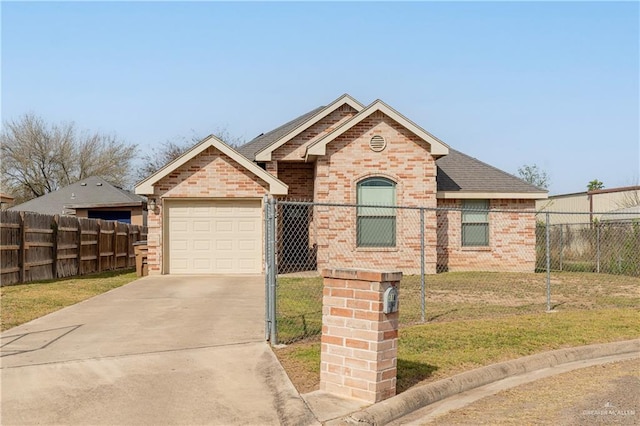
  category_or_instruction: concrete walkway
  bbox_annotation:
[0,275,316,425]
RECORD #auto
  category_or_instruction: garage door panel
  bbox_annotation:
[238,239,257,251]
[193,258,214,270]
[238,220,257,232]
[193,240,212,251]
[171,220,189,232]
[238,258,259,272]
[168,200,262,274]
[236,207,260,216]
[215,206,234,215]
[191,207,213,217]
[215,220,234,232]
[172,258,188,269]
[193,220,213,232]
[216,239,233,250]
[215,258,233,271]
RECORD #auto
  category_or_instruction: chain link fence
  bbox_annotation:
[265,199,639,344]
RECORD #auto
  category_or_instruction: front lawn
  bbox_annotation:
[275,308,640,394]
[1,270,139,331]
[276,271,639,343]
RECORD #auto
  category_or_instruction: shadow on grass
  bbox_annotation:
[397,358,439,393]
[277,311,323,344]
[426,309,459,322]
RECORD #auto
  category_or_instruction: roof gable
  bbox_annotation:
[305,99,449,158]
[135,134,288,195]
[238,94,365,162]
[10,176,145,215]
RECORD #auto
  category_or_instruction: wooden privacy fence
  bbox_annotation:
[1,210,147,286]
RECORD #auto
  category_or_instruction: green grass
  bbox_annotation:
[277,276,324,343]
[1,270,139,331]
[275,308,640,394]
[277,271,639,343]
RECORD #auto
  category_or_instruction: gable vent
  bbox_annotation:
[369,135,387,152]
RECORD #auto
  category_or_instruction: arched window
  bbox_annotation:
[357,177,396,247]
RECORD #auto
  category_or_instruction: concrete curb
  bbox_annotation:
[328,339,640,425]
[260,346,321,426]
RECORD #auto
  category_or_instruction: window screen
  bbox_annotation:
[357,178,396,247]
[462,200,489,246]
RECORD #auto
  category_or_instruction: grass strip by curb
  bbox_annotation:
[337,339,640,426]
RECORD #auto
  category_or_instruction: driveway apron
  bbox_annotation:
[1,275,314,425]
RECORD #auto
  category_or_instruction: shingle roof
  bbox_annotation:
[236,97,546,196]
[436,149,545,193]
[10,176,145,215]
[237,106,326,161]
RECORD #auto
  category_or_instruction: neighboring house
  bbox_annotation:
[0,193,15,210]
[536,185,640,224]
[10,176,147,225]
[135,94,547,275]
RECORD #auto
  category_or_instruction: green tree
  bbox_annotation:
[587,179,604,191]
[517,164,550,189]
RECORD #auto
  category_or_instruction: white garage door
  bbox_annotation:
[167,200,262,274]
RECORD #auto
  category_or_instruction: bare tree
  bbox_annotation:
[136,138,196,182]
[1,113,137,204]
[616,180,640,208]
[136,128,245,182]
[517,164,550,189]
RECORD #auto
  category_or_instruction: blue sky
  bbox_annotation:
[2,1,638,195]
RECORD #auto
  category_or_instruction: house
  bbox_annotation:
[10,176,147,225]
[0,193,15,210]
[135,94,547,275]
[536,185,640,224]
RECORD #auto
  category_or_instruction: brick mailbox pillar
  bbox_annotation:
[320,268,402,403]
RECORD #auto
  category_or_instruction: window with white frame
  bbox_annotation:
[357,177,396,247]
[462,199,489,247]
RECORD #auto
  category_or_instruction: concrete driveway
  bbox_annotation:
[1,275,316,425]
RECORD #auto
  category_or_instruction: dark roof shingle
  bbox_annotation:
[237,106,326,161]
[10,176,145,215]
[436,149,545,193]
[237,97,545,196]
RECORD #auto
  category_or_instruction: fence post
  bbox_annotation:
[112,222,118,270]
[52,215,59,279]
[559,225,563,271]
[264,195,270,341]
[19,212,26,283]
[125,223,130,269]
[420,208,425,323]
[596,222,601,273]
[545,212,551,311]
[96,220,102,273]
[76,218,82,276]
[266,196,278,345]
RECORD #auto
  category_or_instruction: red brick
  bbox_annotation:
[321,335,344,346]
[330,307,353,318]
[345,338,369,350]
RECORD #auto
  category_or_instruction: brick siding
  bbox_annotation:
[145,146,269,274]
[313,111,438,274]
[436,199,537,272]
